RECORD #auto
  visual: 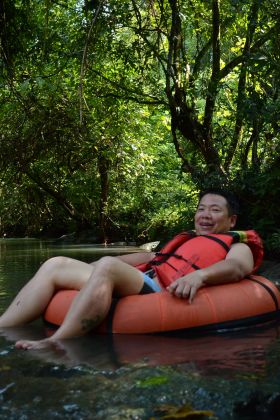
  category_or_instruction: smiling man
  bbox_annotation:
[195,192,237,234]
[167,190,255,301]
[0,189,263,350]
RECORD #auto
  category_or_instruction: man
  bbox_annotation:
[0,189,257,350]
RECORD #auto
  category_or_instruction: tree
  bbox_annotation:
[0,0,279,245]
[108,0,279,182]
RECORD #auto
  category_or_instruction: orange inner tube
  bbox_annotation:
[44,275,280,334]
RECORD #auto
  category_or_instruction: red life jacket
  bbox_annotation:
[140,230,263,288]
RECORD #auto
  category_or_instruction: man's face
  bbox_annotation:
[194,193,237,235]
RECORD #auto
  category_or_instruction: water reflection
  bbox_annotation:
[1,322,280,378]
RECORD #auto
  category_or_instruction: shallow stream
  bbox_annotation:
[0,238,280,419]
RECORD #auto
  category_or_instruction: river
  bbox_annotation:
[0,238,280,419]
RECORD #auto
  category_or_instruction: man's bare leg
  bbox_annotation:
[15,256,145,350]
[0,257,93,328]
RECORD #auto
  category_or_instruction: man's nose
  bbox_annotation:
[201,209,211,217]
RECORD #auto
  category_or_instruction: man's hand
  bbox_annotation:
[166,270,206,303]
[166,243,254,303]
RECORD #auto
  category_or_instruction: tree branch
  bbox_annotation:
[25,169,92,227]
[165,0,224,176]
[203,0,221,135]
[224,0,260,170]
[90,69,167,105]
[219,24,276,81]
[79,0,103,124]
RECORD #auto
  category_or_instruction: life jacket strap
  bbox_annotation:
[151,252,201,271]
[199,235,230,252]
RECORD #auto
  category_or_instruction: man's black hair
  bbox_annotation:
[198,188,240,216]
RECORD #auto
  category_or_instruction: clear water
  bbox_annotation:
[1,238,280,419]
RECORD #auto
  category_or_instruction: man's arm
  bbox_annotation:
[167,243,254,303]
[90,252,155,267]
[116,252,155,266]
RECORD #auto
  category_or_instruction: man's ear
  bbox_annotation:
[230,214,237,228]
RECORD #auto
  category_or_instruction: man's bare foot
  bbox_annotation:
[15,338,57,350]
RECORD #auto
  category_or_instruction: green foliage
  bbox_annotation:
[0,0,279,250]
[230,160,280,256]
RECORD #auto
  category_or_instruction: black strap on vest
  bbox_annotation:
[151,252,201,271]
[150,234,230,273]
[202,235,230,252]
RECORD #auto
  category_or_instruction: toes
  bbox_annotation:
[15,340,32,350]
